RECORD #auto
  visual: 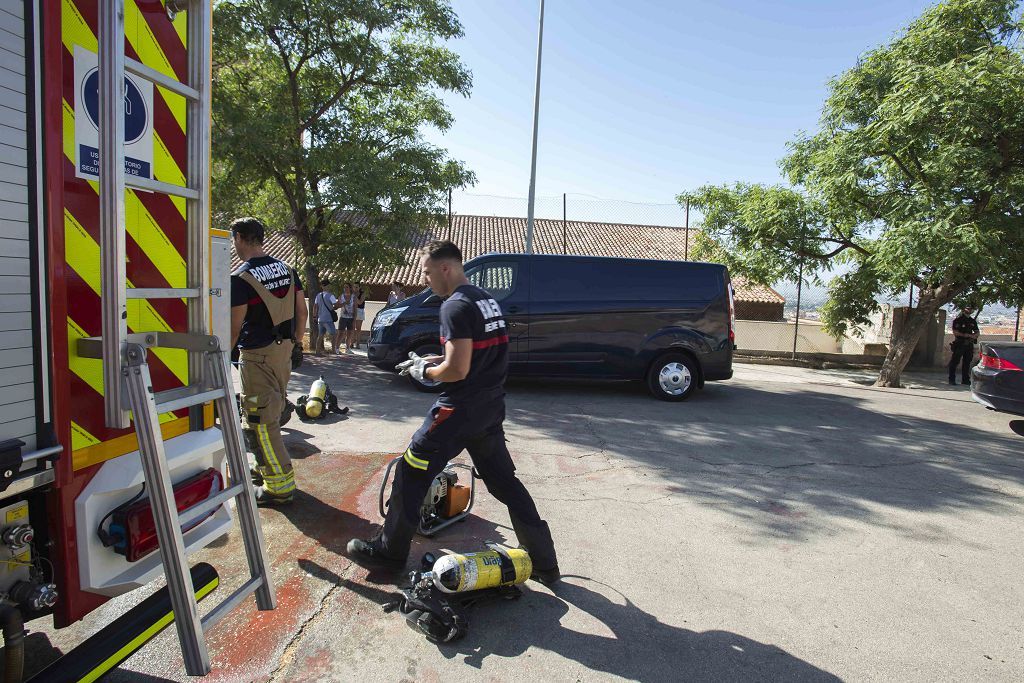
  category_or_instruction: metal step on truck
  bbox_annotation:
[1,1,276,679]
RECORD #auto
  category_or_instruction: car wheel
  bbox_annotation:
[646,353,698,401]
[407,343,444,393]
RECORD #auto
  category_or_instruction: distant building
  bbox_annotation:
[250,215,786,320]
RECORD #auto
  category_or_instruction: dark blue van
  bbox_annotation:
[368,253,735,400]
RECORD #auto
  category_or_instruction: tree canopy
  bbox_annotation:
[212,0,474,294]
[682,0,1024,386]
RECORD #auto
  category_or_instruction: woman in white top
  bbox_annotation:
[352,282,367,349]
[338,283,356,353]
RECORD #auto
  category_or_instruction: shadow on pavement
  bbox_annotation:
[430,576,841,682]
[502,379,1024,543]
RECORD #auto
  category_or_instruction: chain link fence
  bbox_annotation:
[448,191,700,255]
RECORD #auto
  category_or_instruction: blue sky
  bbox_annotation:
[426,0,937,222]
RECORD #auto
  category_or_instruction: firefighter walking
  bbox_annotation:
[230,217,307,505]
[347,240,560,584]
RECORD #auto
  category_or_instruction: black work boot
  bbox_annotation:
[530,564,561,586]
[254,486,292,506]
[346,537,406,570]
[511,516,560,585]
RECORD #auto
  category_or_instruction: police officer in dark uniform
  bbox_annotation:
[948,306,979,385]
[347,240,559,584]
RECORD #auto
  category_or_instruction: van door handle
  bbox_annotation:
[507,305,522,314]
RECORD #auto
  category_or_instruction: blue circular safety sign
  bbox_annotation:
[81,68,150,144]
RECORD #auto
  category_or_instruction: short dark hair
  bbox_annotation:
[422,240,462,263]
[229,217,265,245]
[320,278,331,287]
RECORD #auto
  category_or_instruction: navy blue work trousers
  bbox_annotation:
[380,396,558,570]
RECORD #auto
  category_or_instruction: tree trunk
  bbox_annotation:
[292,207,320,354]
[874,295,943,388]
[303,260,320,353]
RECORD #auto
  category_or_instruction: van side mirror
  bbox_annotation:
[423,293,442,307]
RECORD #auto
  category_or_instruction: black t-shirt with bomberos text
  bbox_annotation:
[230,256,303,349]
[438,284,508,405]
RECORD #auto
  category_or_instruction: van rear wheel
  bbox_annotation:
[407,343,444,393]
[647,353,698,401]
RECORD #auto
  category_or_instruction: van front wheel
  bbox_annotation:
[647,353,698,401]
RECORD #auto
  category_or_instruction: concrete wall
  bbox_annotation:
[735,319,842,354]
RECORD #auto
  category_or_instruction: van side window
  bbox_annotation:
[531,259,720,302]
[466,262,517,302]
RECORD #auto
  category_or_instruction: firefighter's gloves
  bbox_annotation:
[397,351,432,382]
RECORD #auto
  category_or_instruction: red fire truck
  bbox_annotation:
[1,1,274,678]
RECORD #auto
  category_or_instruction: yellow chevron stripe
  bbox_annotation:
[126,190,187,287]
[73,417,191,471]
[151,134,187,218]
[125,0,185,132]
[62,0,96,53]
[62,100,76,163]
[67,317,102,395]
[78,574,219,683]
[71,421,100,452]
[64,207,188,386]
[168,2,188,48]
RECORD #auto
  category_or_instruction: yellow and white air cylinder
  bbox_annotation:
[303,377,328,419]
[429,548,532,594]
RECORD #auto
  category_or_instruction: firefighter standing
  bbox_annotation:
[347,241,560,584]
[230,217,307,505]
[948,306,980,385]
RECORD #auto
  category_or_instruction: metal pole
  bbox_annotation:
[447,188,452,240]
[186,0,212,431]
[525,0,545,254]
[1015,307,1020,342]
[684,198,690,260]
[792,215,807,360]
[99,0,129,429]
[562,192,566,254]
[909,283,914,308]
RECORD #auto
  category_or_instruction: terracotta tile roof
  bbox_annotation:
[731,277,786,304]
[242,214,785,304]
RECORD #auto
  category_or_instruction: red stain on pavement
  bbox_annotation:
[197,449,398,680]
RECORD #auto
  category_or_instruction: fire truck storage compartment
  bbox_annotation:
[0,0,48,457]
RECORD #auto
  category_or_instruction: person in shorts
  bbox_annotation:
[312,279,340,355]
[338,282,356,353]
[353,282,367,349]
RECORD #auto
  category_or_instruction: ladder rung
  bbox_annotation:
[127,288,201,299]
[201,576,264,633]
[127,175,200,200]
[125,56,200,102]
[155,385,225,413]
[178,483,244,529]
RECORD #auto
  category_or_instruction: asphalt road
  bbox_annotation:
[25,358,1024,682]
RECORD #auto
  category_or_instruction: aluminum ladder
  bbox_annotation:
[82,1,277,675]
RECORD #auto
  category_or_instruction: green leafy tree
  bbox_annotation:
[683,0,1024,387]
[212,0,475,333]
